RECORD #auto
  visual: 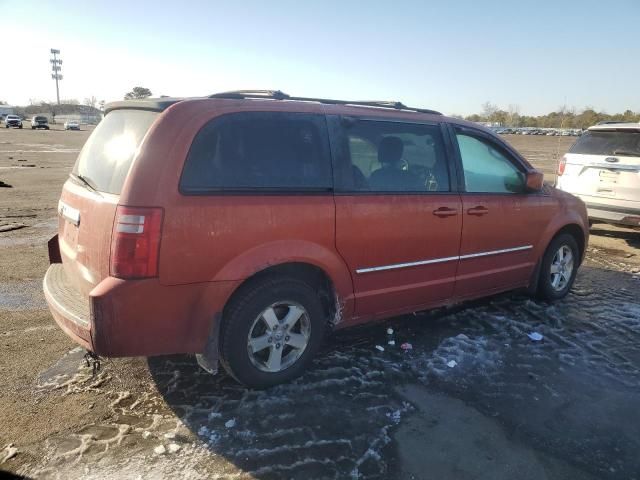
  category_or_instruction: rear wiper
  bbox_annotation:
[70,172,102,196]
[612,149,640,156]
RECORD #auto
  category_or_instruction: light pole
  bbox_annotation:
[50,49,63,106]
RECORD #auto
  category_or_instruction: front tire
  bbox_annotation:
[537,233,579,301]
[220,277,326,388]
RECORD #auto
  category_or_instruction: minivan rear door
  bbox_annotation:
[330,116,462,320]
[58,109,158,296]
[562,128,640,201]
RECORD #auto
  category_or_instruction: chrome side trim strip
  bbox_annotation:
[459,245,532,260]
[356,255,459,274]
[355,245,533,274]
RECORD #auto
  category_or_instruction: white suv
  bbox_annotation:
[557,123,640,227]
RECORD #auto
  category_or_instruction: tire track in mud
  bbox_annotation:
[21,255,640,480]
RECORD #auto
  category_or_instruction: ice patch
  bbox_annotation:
[1,444,18,463]
[413,333,501,378]
[527,332,544,342]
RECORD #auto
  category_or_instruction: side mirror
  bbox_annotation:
[525,170,544,192]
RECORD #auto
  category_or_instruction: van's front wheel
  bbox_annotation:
[220,277,325,388]
[537,233,579,301]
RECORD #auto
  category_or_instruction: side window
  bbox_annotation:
[181,112,332,192]
[336,119,450,192]
[455,131,525,193]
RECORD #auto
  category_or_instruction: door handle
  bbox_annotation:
[433,207,458,218]
[467,206,489,216]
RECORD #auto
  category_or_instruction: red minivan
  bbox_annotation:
[44,91,588,388]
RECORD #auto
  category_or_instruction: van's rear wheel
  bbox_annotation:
[537,233,579,301]
[220,277,325,388]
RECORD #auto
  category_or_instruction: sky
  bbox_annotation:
[2,0,639,116]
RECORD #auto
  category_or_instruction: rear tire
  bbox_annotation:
[537,233,579,301]
[220,276,326,388]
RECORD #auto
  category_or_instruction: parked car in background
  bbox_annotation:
[44,91,589,388]
[64,120,80,131]
[5,115,23,129]
[557,122,640,227]
[31,116,50,130]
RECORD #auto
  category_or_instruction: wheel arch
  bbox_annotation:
[528,220,587,296]
[221,261,350,329]
[210,239,355,322]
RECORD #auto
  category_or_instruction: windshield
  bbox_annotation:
[72,109,158,194]
[569,130,640,157]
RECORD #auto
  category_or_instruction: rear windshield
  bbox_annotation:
[73,110,158,194]
[569,130,640,157]
[35,116,47,121]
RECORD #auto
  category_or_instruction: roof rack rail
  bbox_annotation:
[208,90,442,115]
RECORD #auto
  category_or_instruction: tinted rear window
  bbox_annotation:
[570,130,640,157]
[181,112,332,192]
[73,110,157,194]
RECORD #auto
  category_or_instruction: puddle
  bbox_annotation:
[0,280,46,310]
[37,347,110,394]
[0,217,57,247]
[37,347,86,386]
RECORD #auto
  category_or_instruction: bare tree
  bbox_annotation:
[507,104,520,126]
[481,101,498,120]
[84,96,97,110]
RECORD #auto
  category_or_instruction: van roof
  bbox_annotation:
[105,90,443,117]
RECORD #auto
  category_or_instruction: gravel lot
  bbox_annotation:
[0,127,639,480]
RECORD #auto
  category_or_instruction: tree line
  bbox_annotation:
[456,102,639,129]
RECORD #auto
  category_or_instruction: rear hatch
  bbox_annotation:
[58,109,158,296]
[561,127,640,201]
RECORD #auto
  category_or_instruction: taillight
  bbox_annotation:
[557,156,567,176]
[110,206,163,279]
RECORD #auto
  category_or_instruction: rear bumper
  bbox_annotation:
[43,263,239,357]
[585,202,640,227]
[43,264,93,350]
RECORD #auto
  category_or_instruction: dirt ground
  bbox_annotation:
[0,127,639,479]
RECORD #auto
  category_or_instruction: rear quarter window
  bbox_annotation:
[73,110,158,194]
[180,112,332,192]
